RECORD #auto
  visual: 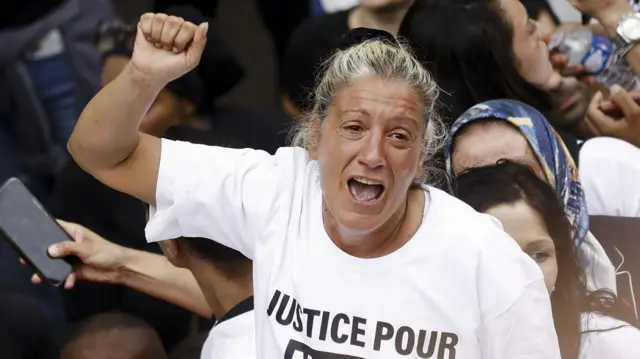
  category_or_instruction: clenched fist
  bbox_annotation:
[131,13,208,86]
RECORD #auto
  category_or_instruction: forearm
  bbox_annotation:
[118,248,213,318]
[596,4,640,76]
[68,62,163,172]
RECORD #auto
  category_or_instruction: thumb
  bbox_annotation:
[609,84,639,119]
[57,220,87,244]
[187,22,208,65]
[48,241,82,258]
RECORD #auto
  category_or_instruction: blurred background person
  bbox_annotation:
[282,0,414,117]
[455,160,640,359]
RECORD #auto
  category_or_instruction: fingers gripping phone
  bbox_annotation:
[0,178,73,286]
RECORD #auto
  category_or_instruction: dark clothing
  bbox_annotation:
[521,0,560,24]
[153,0,309,84]
[49,159,194,351]
[48,121,289,350]
[0,293,60,359]
[282,10,351,110]
[0,0,66,30]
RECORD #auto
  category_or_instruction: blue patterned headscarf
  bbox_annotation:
[444,99,589,246]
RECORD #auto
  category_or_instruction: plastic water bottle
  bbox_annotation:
[549,28,639,91]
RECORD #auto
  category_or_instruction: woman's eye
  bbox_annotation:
[529,251,549,263]
[389,132,411,142]
[345,124,362,132]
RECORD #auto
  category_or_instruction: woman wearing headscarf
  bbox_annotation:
[454,160,640,359]
[444,99,617,298]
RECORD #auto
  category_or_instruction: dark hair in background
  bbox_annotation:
[162,126,249,263]
[96,6,245,115]
[62,311,167,359]
[454,161,588,359]
[397,0,554,125]
[521,0,560,24]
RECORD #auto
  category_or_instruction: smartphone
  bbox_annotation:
[0,178,73,286]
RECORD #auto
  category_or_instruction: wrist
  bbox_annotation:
[596,3,635,37]
[123,62,167,93]
[113,246,138,285]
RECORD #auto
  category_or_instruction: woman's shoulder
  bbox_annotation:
[425,186,506,231]
[580,312,640,358]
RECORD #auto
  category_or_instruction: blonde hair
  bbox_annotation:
[290,39,446,185]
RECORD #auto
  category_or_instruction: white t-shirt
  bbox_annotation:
[147,141,561,359]
[201,309,256,359]
[579,137,640,218]
[580,312,640,358]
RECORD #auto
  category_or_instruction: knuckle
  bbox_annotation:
[166,16,181,25]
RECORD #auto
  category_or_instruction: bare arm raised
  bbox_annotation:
[68,13,208,205]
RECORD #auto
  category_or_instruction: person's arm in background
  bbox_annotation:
[67,13,208,205]
[570,0,640,76]
[34,221,213,318]
[118,248,213,318]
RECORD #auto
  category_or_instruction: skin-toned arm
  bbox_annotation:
[34,221,213,318]
[571,0,640,76]
[117,248,213,318]
[67,13,208,205]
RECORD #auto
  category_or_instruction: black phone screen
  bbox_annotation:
[0,178,73,286]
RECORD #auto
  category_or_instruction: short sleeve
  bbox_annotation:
[146,139,302,259]
[478,279,561,358]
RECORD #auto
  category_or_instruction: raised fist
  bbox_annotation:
[131,13,208,86]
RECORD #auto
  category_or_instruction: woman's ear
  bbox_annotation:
[158,239,186,268]
[306,116,322,160]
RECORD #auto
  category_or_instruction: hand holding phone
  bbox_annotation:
[0,178,74,286]
[26,220,128,289]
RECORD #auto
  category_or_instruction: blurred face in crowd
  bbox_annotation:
[501,0,556,89]
[309,76,424,238]
[549,77,593,131]
[102,55,196,137]
[484,201,558,293]
[451,121,544,177]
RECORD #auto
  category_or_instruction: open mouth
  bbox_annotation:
[347,177,385,203]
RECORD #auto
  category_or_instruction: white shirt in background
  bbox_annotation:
[319,0,357,13]
[201,306,256,359]
[147,141,561,358]
[579,137,640,218]
[580,312,640,358]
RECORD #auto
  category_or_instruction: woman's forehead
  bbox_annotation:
[331,77,424,122]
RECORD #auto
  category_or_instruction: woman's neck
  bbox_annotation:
[325,186,426,258]
[348,2,414,36]
[189,260,253,320]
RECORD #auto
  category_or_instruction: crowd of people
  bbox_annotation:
[1,0,640,358]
